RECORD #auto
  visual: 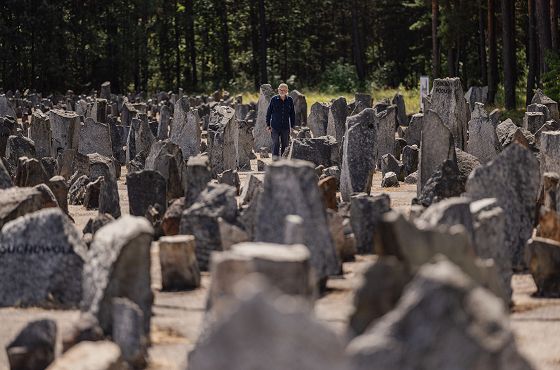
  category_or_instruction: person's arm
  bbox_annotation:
[266,99,274,128]
[289,98,296,129]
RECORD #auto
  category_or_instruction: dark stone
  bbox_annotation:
[6,319,57,370]
[126,170,167,217]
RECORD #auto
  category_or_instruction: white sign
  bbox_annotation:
[420,76,430,111]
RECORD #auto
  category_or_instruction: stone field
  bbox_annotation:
[0,82,560,369]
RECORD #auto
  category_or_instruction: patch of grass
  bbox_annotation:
[240,87,421,116]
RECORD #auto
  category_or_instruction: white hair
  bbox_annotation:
[278,83,288,90]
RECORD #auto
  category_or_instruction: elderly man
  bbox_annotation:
[265,83,296,159]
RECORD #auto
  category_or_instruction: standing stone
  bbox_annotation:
[308,102,330,137]
[185,155,212,207]
[29,111,51,159]
[112,298,147,368]
[100,81,111,100]
[376,105,397,164]
[288,90,307,127]
[78,118,113,158]
[208,105,239,177]
[190,281,348,370]
[126,170,167,216]
[288,135,339,167]
[255,160,340,283]
[392,92,407,126]
[170,96,201,159]
[464,85,488,111]
[402,145,419,176]
[347,258,532,370]
[0,94,16,118]
[90,99,108,124]
[49,109,80,157]
[6,319,57,370]
[81,215,154,335]
[353,93,373,114]
[0,208,86,307]
[134,117,155,155]
[238,119,255,170]
[180,183,238,270]
[418,110,456,196]
[540,131,560,177]
[99,175,121,219]
[145,139,185,200]
[429,77,469,149]
[465,143,540,270]
[350,193,391,254]
[253,84,275,150]
[0,117,17,156]
[326,97,348,145]
[318,176,338,211]
[466,103,501,164]
[157,104,171,140]
[159,235,201,290]
[532,89,559,121]
[340,108,377,201]
[47,176,68,214]
[527,102,552,121]
[523,111,546,133]
[403,112,423,146]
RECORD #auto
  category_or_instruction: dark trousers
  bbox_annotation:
[271,128,290,157]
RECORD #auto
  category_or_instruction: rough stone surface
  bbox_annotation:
[6,319,57,370]
[418,109,456,196]
[467,103,501,164]
[126,169,167,217]
[180,183,238,270]
[170,96,201,159]
[347,258,532,370]
[288,135,339,167]
[0,208,86,308]
[376,105,397,164]
[350,193,391,254]
[253,84,275,150]
[526,236,560,297]
[428,77,469,149]
[29,111,52,159]
[404,113,423,146]
[255,160,340,282]
[112,298,147,368]
[81,215,154,335]
[185,155,212,208]
[207,105,239,177]
[381,171,399,187]
[326,97,348,145]
[348,257,410,338]
[78,118,113,158]
[308,102,330,137]
[465,143,540,270]
[340,108,377,202]
[159,235,201,290]
[48,109,80,158]
[190,281,348,370]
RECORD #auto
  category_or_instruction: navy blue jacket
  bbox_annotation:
[266,95,296,131]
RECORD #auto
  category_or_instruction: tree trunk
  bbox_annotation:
[249,0,260,89]
[186,0,197,90]
[487,0,498,104]
[258,0,268,84]
[478,0,488,85]
[527,0,539,104]
[217,0,232,84]
[351,0,366,82]
[432,0,441,78]
[174,0,181,90]
[551,0,559,49]
[502,0,517,110]
[536,0,553,73]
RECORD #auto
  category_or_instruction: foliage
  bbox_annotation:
[543,51,560,103]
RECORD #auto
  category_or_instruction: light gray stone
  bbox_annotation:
[170,96,201,159]
[255,160,340,283]
[81,215,154,335]
[467,103,501,164]
[253,84,275,150]
[429,77,469,149]
[465,143,540,270]
[340,108,377,201]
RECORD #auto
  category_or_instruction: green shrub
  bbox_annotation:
[543,50,560,102]
[320,61,358,92]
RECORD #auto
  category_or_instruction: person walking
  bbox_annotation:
[265,83,295,160]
